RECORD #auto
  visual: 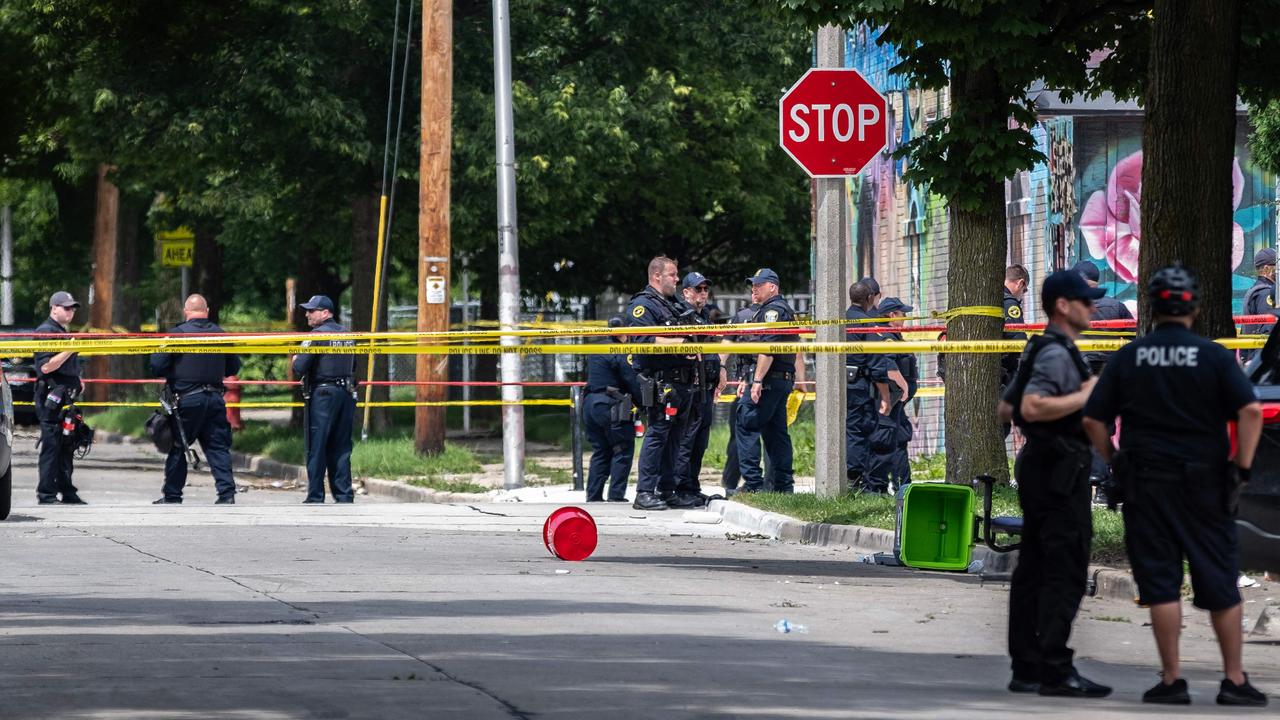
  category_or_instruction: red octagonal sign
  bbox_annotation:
[779,68,888,178]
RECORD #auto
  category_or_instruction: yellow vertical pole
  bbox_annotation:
[360,194,391,441]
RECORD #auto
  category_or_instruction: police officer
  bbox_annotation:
[33,291,86,505]
[627,256,702,510]
[292,295,357,504]
[736,268,799,493]
[149,294,241,504]
[996,269,1110,699]
[1084,265,1268,706]
[1072,259,1133,504]
[1002,264,1030,387]
[721,300,761,494]
[583,316,642,503]
[844,281,896,492]
[859,276,882,312]
[1241,247,1275,363]
[674,271,726,497]
[873,297,918,489]
[1072,260,1134,376]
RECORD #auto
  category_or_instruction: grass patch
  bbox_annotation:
[703,418,817,476]
[732,483,1128,565]
[88,406,156,435]
[525,459,570,486]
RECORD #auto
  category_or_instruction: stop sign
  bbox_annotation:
[779,68,888,178]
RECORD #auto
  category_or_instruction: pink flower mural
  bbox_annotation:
[1079,150,1244,283]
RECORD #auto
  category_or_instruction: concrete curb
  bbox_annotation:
[710,499,1138,602]
[94,430,493,504]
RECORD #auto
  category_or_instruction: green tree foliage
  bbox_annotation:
[1,0,812,322]
[452,0,813,299]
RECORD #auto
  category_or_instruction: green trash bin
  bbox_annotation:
[898,482,975,571]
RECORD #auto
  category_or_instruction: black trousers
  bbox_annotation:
[1008,439,1093,684]
[162,391,235,501]
[636,382,695,497]
[35,403,77,502]
[584,395,634,501]
[674,387,714,496]
[305,385,355,502]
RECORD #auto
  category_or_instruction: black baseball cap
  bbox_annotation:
[859,277,881,295]
[1071,260,1101,283]
[299,295,335,312]
[1041,270,1105,310]
[746,268,781,286]
[878,297,913,314]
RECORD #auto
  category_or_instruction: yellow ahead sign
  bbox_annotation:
[158,228,195,267]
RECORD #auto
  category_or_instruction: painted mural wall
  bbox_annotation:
[844,32,1278,458]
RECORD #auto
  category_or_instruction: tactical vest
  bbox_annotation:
[1009,332,1091,443]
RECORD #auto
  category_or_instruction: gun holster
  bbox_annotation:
[609,395,634,423]
[1106,450,1130,510]
[638,375,656,408]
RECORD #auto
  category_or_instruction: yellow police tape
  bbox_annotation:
[15,399,572,409]
[0,332,1262,355]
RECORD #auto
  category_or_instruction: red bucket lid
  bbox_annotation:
[543,506,598,561]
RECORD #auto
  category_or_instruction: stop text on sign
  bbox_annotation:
[786,103,881,143]
[779,68,888,178]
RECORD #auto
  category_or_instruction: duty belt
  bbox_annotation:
[651,367,696,385]
[176,384,224,401]
[314,378,355,390]
[763,370,794,381]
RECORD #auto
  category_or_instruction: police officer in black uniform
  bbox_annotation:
[1241,247,1276,363]
[627,256,702,510]
[844,280,896,492]
[873,297,918,488]
[33,291,86,505]
[737,268,799,493]
[1072,259,1134,503]
[996,270,1110,699]
[1072,260,1134,376]
[1002,264,1030,387]
[583,316,642,502]
[149,294,241,504]
[674,271,726,497]
[721,301,761,494]
[1084,265,1268,707]
[292,295,357,504]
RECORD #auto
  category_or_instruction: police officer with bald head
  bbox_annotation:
[1084,265,1267,706]
[150,294,241,504]
[292,295,357,504]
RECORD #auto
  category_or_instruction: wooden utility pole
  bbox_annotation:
[415,0,452,455]
[88,164,119,402]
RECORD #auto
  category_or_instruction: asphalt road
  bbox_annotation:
[1,436,1276,718]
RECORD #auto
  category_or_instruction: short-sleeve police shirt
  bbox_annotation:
[1084,322,1257,465]
[753,295,796,372]
[626,286,687,372]
[1000,324,1084,403]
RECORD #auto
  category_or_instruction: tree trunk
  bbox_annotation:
[1139,0,1241,338]
[943,64,1011,484]
[106,196,146,398]
[349,191,390,433]
[194,223,225,322]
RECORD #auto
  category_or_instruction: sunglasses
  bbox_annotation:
[690,285,710,293]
